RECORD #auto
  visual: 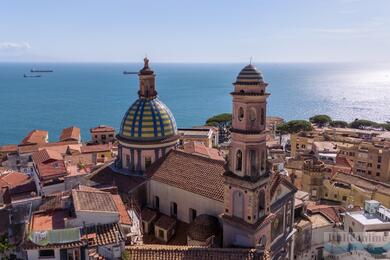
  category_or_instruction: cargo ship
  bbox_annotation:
[30,69,53,73]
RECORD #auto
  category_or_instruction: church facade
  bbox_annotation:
[114,59,297,259]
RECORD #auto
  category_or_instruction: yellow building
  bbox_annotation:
[290,132,323,158]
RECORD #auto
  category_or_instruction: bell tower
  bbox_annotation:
[222,63,272,249]
[138,57,157,99]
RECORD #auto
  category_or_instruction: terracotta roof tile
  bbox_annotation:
[72,189,118,213]
[141,208,157,223]
[20,130,48,145]
[59,126,80,142]
[149,150,225,202]
[182,141,224,161]
[112,194,132,225]
[32,149,63,164]
[90,125,115,133]
[81,143,112,154]
[154,215,177,230]
[0,144,18,153]
[0,171,31,188]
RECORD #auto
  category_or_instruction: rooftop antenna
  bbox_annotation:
[250,57,253,65]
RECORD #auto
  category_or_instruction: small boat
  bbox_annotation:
[123,71,138,75]
[30,69,53,73]
[24,74,42,78]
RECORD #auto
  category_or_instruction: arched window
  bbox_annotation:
[238,107,244,121]
[249,108,256,122]
[236,150,242,171]
[233,190,244,218]
[261,108,265,125]
[250,150,257,177]
[260,151,265,171]
[258,190,265,217]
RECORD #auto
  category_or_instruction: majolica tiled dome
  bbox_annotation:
[119,98,177,141]
[235,64,264,83]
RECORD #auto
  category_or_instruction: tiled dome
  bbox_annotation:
[235,64,264,84]
[119,98,177,141]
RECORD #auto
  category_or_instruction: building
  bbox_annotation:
[116,58,179,174]
[181,141,224,161]
[90,125,116,144]
[178,127,218,148]
[325,200,390,259]
[88,60,298,259]
[59,126,81,143]
[23,186,135,260]
[301,159,328,201]
[290,132,324,158]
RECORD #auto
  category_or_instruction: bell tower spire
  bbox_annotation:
[138,57,157,99]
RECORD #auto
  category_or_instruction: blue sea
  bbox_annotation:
[0,62,389,145]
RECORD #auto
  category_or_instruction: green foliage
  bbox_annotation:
[329,120,349,128]
[349,119,380,129]
[276,120,313,134]
[0,234,14,258]
[122,251,131,260]
[309,114,332,126]
[205,113,232,127]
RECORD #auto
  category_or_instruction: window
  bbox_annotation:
[325,193,328,197]
[155,196,160,210]
[171,202,177,217]
[189,208,197,222]
[342,196,347,201]
[109,134,114,137]
[258,190,265,217]
[233,191,244,218]
[145,156,152,170]
[376,172,381,177]
[334,194,338,199]
[378,156,382,163]
[158,229,164,239]
[368,171,372,175]
[102,134,106,140]
[377,164,381,169]
[236,150,242,171]
[249,108,256,122]
[250,150,257,177]
[238,107,244,121]
[39,249,55,258]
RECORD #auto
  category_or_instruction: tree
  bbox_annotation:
[276,120,313,134]
[329,120,348,128]
[349,119,380,129]
[205,113,232,127]
[309,114,332,127]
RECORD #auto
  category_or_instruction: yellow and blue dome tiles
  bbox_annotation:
[120,98,177,141]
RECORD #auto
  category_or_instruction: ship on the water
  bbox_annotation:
[24,74,42,78]
[30,69,53,73]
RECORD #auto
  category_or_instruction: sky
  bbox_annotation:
[0,0,389,63]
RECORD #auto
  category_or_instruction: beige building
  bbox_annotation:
[90,125,115,144]
[290,132,323,158]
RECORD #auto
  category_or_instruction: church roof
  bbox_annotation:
[119,98,177,141]
[148,150,225,202]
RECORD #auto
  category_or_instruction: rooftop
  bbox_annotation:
[81,143,112,154]
[148,150,225,202]
[20,130,48,146]
[182,141,224,161]
[72,189,117,213]
[90,125,115,133]
[59,126,80,142]
[31,210,68,231]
